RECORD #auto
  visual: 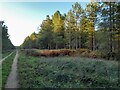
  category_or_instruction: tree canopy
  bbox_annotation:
[2,22,15,51]
[21,2,120,60]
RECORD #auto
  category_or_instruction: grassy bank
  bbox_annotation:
[2,50,14,59]
[2,51,16,87]
[18,51,119,88]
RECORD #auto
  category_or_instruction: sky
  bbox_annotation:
[0,2,89,46]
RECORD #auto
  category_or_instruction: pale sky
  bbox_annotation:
[0,2,88,46]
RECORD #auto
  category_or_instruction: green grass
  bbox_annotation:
[2,50,14,59]
[18,51,119,88]
[2,51,16,88]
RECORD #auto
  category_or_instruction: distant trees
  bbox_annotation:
[21,2,120,59]
[22,33,37,49]
[2,22,15,51]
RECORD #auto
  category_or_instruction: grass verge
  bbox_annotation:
[18,51,119,88]
[2,50,14,59]
[2,51,16,88]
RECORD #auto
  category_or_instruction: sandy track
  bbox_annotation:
[5,50,19,88]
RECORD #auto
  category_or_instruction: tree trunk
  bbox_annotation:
[93,31,95,51]
[69,38,71,49]
[79,35,81,49]
[56,43,58,49]
[69,31,71,49]
[112,2,115,52]
[75,32,78,49]
[109,2,113,53]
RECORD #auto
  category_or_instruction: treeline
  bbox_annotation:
[21,2,120,59]
[2,21,15,52]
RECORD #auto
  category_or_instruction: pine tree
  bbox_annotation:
[79,12,89,48]
[38,15,53,49]
[85,2,99,50]
[72,2,83,49]
[65,9,76,49]
[52,11,65,49]
[2,22,15,51]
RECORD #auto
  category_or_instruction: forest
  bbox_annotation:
[1,1,120,89]
[21,2,120,60]
[1,21,15,52]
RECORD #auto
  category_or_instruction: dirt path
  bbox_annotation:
[5,50,19,88]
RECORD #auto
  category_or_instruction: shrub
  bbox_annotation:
[59,49,76,56]
[77,48,91,54]
[40,50,51,57]
[69,50,76,56]
[92,51,106,59]
[77,49,107,58]
[40,50,60,57]
[24,50,40,57]
[106,52,117,60]
[23,49,110,60]
[80,51,90,57]
[51,50,61,56]
[29,49,77,57]
[89,51,98,58]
